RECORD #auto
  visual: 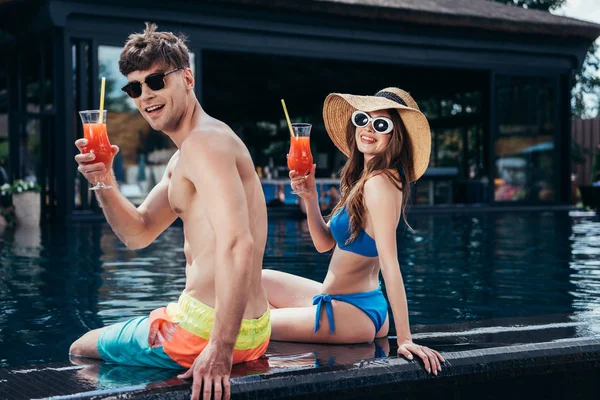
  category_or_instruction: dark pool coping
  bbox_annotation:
[86,338,600,400]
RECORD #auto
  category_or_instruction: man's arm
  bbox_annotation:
[75,139,177,249]
[177,133,253,400]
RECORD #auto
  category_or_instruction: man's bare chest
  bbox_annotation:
[167,165,197,215]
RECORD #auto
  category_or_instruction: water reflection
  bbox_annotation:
[71,356,180,391]
[569,216,600,338]
[13,224,41,258]
[0,211,599,368]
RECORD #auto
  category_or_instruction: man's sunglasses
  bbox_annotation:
[351,111,394,134]
[121,67,184,99]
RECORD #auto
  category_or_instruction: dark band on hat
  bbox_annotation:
[375,91,407,107]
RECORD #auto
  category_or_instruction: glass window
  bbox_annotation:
[43,43,54,113]
[22,50,41,114]
[0,75,8,185]
[433,127,462,168]
[20,118,40,182]
[203,50,489,206]
[419,89,486,205]
[494,76,557,202]
[97,46,194,203]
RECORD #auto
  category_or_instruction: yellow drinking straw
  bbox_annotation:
[280,99,296,139]
[98,77,106,124]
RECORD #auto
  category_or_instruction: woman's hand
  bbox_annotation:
[289,164,317,201]
[397,338,445,376]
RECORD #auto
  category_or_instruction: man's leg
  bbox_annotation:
[70,327,108,359]
[71,316,182,369]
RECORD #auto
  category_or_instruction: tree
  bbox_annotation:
[572,41,600,119]
[490,0,565,10]
[490,0,600,119]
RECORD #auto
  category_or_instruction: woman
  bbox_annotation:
[263,88,444,375]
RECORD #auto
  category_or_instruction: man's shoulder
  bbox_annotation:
[180,134,241,178]
[181,127,236,156]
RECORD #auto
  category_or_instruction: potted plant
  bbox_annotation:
[0,180,42,226]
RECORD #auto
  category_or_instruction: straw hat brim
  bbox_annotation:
[323,93,431,182]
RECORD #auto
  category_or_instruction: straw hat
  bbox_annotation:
[323,87,431,182]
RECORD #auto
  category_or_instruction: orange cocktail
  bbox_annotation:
[79,110,113,190]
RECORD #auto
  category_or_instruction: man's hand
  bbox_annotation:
[74,138,119,184]
[177,342,233,400]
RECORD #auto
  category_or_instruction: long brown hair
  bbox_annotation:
[330,110,414,243]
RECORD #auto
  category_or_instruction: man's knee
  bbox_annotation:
[69,338,84,356]
[69,331,102,359]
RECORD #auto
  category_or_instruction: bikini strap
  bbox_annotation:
[312,294,336,334]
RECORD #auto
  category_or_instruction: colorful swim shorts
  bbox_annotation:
[97,292,271,368]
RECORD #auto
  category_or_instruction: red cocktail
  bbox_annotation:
[82,123,112,165]
[287,136,313,175]
[287,123,313,194]
[79,110,113,190]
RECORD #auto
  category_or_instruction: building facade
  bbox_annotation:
[1,0,599,223]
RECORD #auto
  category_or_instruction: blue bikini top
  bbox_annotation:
[329,207,378,257]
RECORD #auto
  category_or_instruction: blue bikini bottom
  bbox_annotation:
[312,286,388,334]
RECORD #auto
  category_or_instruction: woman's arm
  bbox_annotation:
[364,175,444,375]
[291,164,336,253]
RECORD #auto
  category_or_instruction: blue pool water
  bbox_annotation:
[0,211,599,368]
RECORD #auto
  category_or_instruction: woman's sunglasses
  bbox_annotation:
[351,110,394,134]
[121,67,184,99]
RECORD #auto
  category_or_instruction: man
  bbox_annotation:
[71,23,270,400]
[320,184,341,214]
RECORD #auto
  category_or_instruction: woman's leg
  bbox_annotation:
[375,316,390,339]
[270,300,377,344]
[262,269,321,309]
